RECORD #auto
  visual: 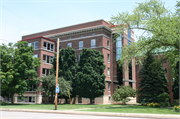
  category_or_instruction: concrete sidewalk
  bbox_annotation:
[0,108,180,119]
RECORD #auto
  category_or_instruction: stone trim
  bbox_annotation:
[75,46,110,51]
[105,79,111,82]
[45,25,112,38]
[123,79,136,83]
[113,80,118,83]
[58,34,110,43]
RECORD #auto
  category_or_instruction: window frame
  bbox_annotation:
[42,68,50,77]
[107,54,110,63]
[108,68,110,77]
[79,41,83,49]
[91,39,96,48]
[67,43,72,47]
[43,42,54,51]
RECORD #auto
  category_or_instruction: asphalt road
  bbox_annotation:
[0,111,156,119]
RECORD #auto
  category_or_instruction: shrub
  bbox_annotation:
[158,92,170,107]
[112,86,136,105]
[173,105,180,112]
[147,102,160,108]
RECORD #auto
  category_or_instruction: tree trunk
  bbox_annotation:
[90,98,92,104]
[11,93,14,105]
[65,98,68,104]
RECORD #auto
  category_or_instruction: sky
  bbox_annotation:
[0,0,178,45]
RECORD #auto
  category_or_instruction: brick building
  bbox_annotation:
[14,19,136,104]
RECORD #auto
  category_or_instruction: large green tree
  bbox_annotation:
[75,48,106,104]
[0,41,41,104]
[110,0,180,79]
[172,61,179,100]
[38,74,72,103]
[137,52,169,104]
[52,46,77,101]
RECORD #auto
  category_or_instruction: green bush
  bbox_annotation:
[173,105,180,112]
[112,86,136,105]
[158,92,170,107]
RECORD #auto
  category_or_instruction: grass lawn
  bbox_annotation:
[80,105,180,115]
[0,102,117,110]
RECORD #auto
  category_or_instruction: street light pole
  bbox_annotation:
[55,38,59,110]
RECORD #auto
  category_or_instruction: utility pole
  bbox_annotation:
[55,38,59,110]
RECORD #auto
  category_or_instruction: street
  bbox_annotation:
[0,111,156,119]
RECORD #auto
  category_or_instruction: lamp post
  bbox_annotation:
[55,38,59,110]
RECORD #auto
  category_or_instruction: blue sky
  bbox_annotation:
[0,0,177,45]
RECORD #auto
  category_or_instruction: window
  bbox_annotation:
[79,41,83,49]
[164,59,167,63]
[108,82,111,91]
[107,41,110,49]
[92,33,95,35]
[42,68,50,77]
[28,42,38,49]
[78,54,80,61]
[129,82,133,88]
[43,55,53,64]
[107,34,110,38]
[128,28,131,39]
[165,68,167,73]
[44,42,54,51]
[80,35,83,37]
[107,54,110,63]
[67,43,72,47]
[108,68,110,77]
[91,39,96,48]
[68,37,71,39]
[33,54,38,58]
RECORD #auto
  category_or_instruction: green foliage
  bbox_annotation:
[158,92,170,103]
[147,102,160,108]
[173,105,180,112]
[52,46,77,98]
[112,86,136,105]
[75,48,106,104]
[110,0,180,81]
[172,61,179,99]
[137,52,169,104]
[0,41,41,104]
[39,74,72,103]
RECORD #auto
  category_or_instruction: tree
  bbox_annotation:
[0,41,41,104]
[137,52,169,104]
[52,46,77,102]
[75,48,106,104]
[38,74,72,103]
[172,61,179,100]
[112,86,136,105]
[110,0,180,79]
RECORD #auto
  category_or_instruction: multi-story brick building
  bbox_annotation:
[13,19,136,104]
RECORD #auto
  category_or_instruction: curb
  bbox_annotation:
[1,108,180,119]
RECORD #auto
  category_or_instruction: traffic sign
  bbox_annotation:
[56,87,59,93]
[56,83,59,87]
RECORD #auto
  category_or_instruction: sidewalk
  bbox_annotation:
[1,108,180,119]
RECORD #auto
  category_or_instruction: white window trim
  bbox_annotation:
[43,55,53,64]
[67,43,72,47]
[107,41,110,49]
[44,42,54,51]
[28,41,38,50]
[108,68,110,77]
[91,39,96,48]
[108,54,110,63]
[108,82,111,92]
[79,41,83,49]
[42,68,50,77]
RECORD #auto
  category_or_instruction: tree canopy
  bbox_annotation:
[38,74,72,103]
[137,52,169,104]
[110,0,179,78]
[75,48,106,104]
[0,41,41,104]
[52,46,77,98]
